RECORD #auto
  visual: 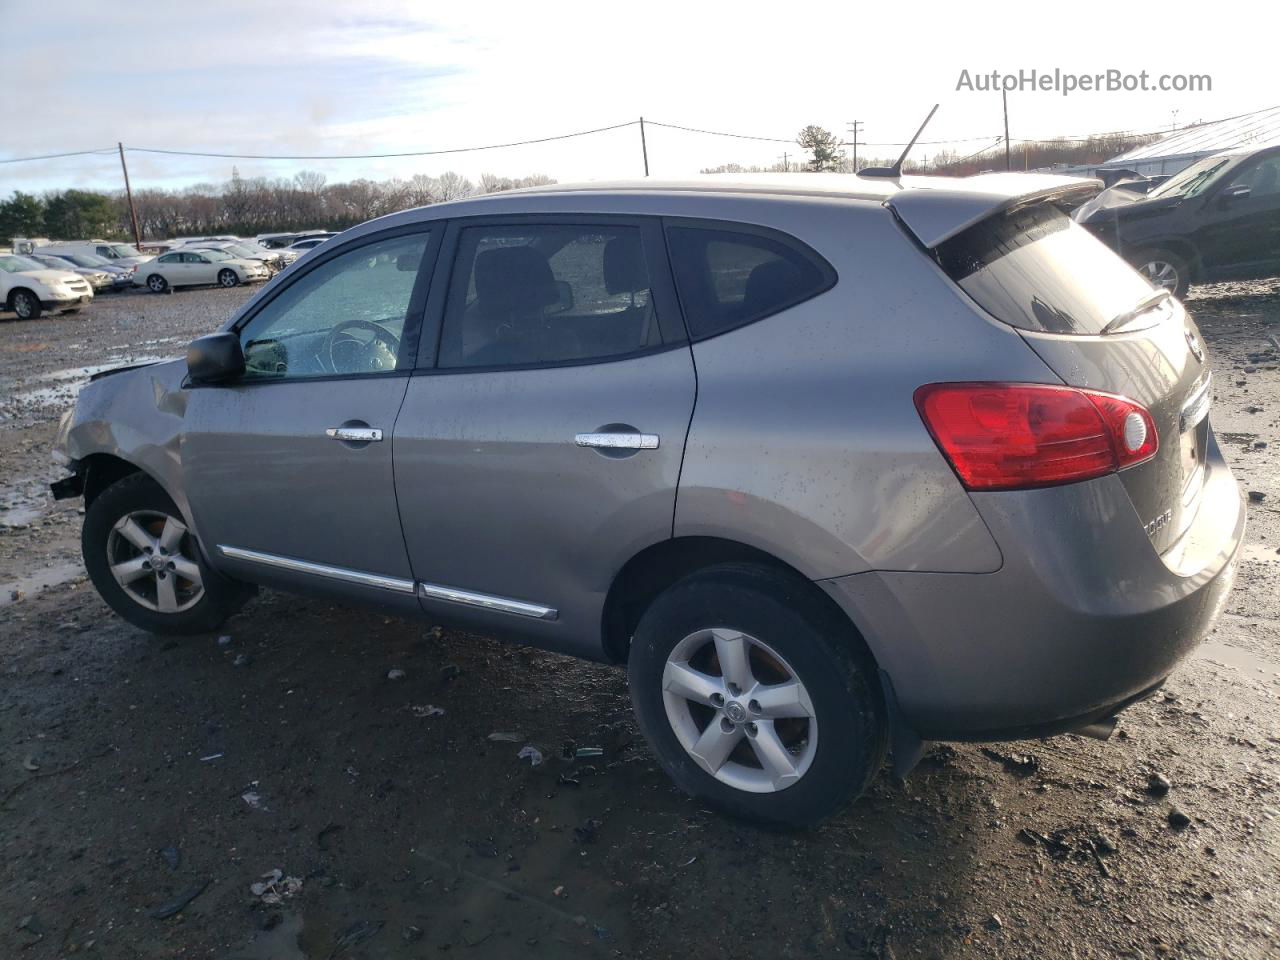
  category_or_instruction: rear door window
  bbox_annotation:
[935,205,1156,335]
[665,225,834,340]
[437,223,663,368]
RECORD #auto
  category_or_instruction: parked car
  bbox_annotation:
[29,254,114,293]
[137,248,270,292]
[184,240,288,272]
[40,252,136,292]
[1,254,94,318]
[283,234,336,254]
[36,240,154,270]
[50,173,1243,826]
[1075,145,1280,297]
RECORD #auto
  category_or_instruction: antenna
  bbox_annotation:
[860,103,939,178]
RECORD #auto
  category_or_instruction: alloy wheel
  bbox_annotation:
[1140,259,1180,292]
[662,627,818,793]
[13,292,36,319]
[106,510,205,613]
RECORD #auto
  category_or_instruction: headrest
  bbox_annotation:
[603,233,648,294]
[474,245,558,315]
[743,258,801,310]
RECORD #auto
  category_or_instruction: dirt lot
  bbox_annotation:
[1,281,1279,959]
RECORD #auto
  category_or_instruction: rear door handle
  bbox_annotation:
[327,426,383,442]
[575,432,659,450]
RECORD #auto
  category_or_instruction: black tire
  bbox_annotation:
[628,563,887,828]
[82,473,254,635]
[1130,247,1190,299]
[146,274,168,294]
[218,268,239,288]
[9,288,42,319]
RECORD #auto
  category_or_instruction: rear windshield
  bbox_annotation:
[936,204,1154,335]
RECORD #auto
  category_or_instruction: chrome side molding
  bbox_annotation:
[219,545,558,620]
[218,545,416,594]
[419,581,558,620]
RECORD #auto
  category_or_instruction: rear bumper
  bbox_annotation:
[820,434,1245,740]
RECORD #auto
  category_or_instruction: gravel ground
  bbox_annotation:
[1,281,1278,959]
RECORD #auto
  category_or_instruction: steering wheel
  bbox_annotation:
[322,319,401,374]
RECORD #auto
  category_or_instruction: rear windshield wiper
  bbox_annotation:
[1101,289,1172,335]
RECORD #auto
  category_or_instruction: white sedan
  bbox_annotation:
[137,249,270,293]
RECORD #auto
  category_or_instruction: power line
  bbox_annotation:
[0,147,117,164]
[125,121,639,161]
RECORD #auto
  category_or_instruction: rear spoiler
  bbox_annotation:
[886,173,1102,249]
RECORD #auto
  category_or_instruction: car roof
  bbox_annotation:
[360,171,1100,249]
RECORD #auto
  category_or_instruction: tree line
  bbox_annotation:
[702,125,1160,176]
[0,169,555,243]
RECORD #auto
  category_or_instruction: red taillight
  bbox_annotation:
[914,383,1158,491]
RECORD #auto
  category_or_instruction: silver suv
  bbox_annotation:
[52,174,1245,826]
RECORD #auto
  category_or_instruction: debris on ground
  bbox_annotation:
[250,869,303,905]
[217,635,232,646]
[241,789,264,810]
[574,746,604,759]
[232,653,251,668]
[488,731,522,742]
[387,668,407,680]
[981,747,1041,777]
[149,880,209,919]
[1169,809,1193,830]
[159,845,181,871]
[403,925,425,943]
[410,704,445,717]
[1147,772,1172,796]
[331,919,383,956]
[517,745,544,766]
[21,755,39,772]
[199,753,223,762]
[16,914,46,945]
[1248,490,1267,502]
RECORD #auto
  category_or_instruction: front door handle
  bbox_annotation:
[575,432,659,450]
[327,426,383,442]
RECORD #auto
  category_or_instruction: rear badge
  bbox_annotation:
[1144,509,1172,539]
[1185,328,1205,364]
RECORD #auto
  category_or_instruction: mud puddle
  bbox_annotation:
[0,560,84,605]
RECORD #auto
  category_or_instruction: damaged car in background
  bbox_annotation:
[50,171,1244,826]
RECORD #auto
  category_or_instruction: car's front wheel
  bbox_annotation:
[628,564,887,827]
[82,473,253,635]
[1131,248,1190,299]
[218,269,240,288]
[146,274,169,294]
[9,289,42,319]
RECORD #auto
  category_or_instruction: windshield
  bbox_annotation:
[68,253,109,267]
[200,249,233,261]
[107,244,143,258]
[1147,155,1232,200]
[937,204,1158,335]
[0,255,47,273]
[225,243,259,257]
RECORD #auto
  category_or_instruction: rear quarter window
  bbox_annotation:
[935,205,1154,335]
[666,224,835,340]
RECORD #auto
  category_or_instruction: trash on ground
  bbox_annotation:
[149,880,209,919]
[159,845,181,871]
[387,668,407,680]
[241,790,264,810]
[410,704,445,717]
[517,745,544,766]
[488,731,522,742]
[200,753,223,762]
[22,755,39,772]
[574,747,604,759]
[250,868,303,905]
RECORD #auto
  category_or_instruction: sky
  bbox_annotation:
[2,0,1275,195]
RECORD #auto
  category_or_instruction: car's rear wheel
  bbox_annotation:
[1131,248,1190,299]
[218,269,239,288]
[146,274,168,294]
[82,473,253,635]
[10,289,41,319]
[628,563,887,827]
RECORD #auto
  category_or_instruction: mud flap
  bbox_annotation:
[50,473,84,500]
[879,670,926,781]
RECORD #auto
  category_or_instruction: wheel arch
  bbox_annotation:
[1127,238,1202,279]
[601,535,880,672]
[6,285,39,308]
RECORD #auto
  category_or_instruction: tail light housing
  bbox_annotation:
[914,382,1158,491]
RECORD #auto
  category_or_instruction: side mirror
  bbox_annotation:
[187,332,245,384]
[1221,184,1252,204]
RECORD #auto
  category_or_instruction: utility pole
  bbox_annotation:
[846,120,863,170]
[778,152,789,172]
[638,116,649,177]
[118,142,142,247]
[1002,90,1011,172]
